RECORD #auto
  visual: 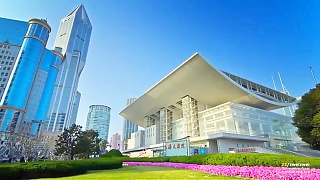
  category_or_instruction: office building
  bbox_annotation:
[122,98,139,150]
[45,4,92,133]
[0,18,63,137]
[86,105,111,140]
[120,53,305,156]
[110,133,121,150]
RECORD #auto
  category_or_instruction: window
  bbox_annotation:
[9,62,12,65]
[5,62,8,65]
[0,84,4,87]
[7,67,10,71]
[11,57,14,60]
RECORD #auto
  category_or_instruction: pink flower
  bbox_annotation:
[123,162,320,180]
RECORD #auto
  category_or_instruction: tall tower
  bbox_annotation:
[122,98,139,150]
[45,4,92,133]
[86,105,111,141]
[0,19,63,137]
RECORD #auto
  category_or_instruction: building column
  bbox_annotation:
[235,121,240,134]
[159,108,173,142]
[248,122,253,135]
[259,124,264,134]
[182,95,200,137]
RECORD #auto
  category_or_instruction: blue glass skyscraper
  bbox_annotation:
[45,4,92,133]
[0,18,63,137]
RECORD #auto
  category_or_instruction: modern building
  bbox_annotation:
[86,105,111,141]
[0,18,63,138]
[122,98,139,150]
[45,4,92,133]
[127,130,145,150]
[120,53,303,156]
[110,133,121,150]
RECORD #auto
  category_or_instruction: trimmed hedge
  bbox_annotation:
[118,153,320,168]
[0,158,122,179]
[102,149,123,157]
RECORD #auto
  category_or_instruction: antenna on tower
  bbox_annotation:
[272,76,277,90]
[310,67,318,86]
[278,72,290,96]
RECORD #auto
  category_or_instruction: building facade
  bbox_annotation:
[120,53,304,156]
[86,105,111,141]
[0,18,63,138]
[110,133,121,150]
[122,98,139,150]
[127,130,145,150]
[0,18,29,101]
[70,91,81,126]
[45,4,92,133]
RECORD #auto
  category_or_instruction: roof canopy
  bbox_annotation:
[120,53,297,127]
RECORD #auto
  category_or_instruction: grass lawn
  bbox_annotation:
[41,166,243,179]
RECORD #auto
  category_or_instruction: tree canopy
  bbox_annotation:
[293,84,320,150]
[54,124,101,160]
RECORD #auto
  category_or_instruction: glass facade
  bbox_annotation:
[46,5,92,133]
[0,43,20,100]
[70,91,81,126]
[86,105,111,140]
[122,98,139,140]
[0,18,63,138]
[31,48,63,137]
[0,18,28,45]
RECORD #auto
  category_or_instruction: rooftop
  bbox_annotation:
[119,53,297,127]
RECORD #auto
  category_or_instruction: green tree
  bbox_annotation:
[54,124,82,160]
[76,129,101,158]
[99,139,108,151]
[293,84,320,150]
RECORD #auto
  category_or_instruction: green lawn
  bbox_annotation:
[41,166,243,179]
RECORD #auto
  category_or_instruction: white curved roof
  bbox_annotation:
[120,53,297,127]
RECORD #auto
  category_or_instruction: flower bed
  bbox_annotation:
[123,162,320,180]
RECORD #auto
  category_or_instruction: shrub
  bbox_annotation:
[102,149,123,157]
[0,158,122,179]
[121,153,320,168]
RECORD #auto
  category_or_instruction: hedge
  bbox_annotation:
[117,153,320,168]
[0,158,122,179]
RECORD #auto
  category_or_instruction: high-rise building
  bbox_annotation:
[122,98,139,150]
[110,133,121,150]
[86,105,111,140]
[45,4,92,133]
[0,18,63,137]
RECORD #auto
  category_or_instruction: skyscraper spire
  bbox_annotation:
[45,5,92,134]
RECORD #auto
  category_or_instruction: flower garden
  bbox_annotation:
[123,162,319,180]
[0,153,320,179]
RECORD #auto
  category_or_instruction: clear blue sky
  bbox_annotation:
[0,0,319,141]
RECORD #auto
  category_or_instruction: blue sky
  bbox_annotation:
[0,0,319,141]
